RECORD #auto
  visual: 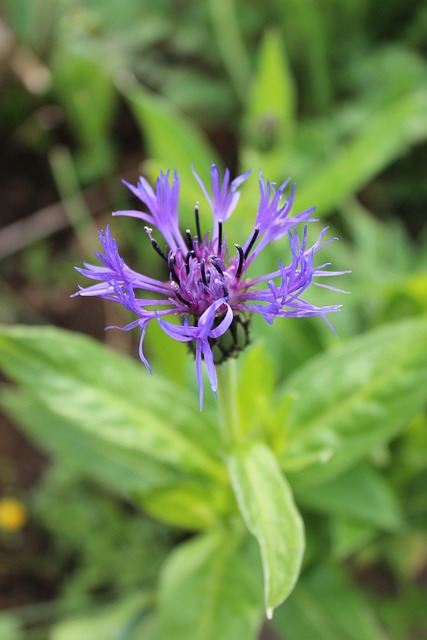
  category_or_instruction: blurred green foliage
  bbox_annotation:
[1,0,427,638]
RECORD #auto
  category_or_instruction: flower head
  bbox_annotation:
[75,166,347,408]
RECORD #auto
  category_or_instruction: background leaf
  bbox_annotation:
[50,593,150,640]
[0,325,231,530]
[297,463,402,531]
[158,528,263,640]
[1,389,178,495]
[227,442,305,617]
[0,325,223,480]
[121,82,221,213]
[296,88,427,215]
[273,564,387,640]
[52,51,116,181]
[242,28,295,171]
[280,317,427,488]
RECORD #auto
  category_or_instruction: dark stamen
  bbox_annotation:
[200,259,208,286]
[235,244,244,278]
[185,229,194,252]
[195,202,202,242]
[185,250,195,275]
[244,225,260,260]
[150,238,168,263]
[221,284,229,297]
[217,220,223,254]
[171,281,191,307]
[168,254,179,284]
[209,256,224,276]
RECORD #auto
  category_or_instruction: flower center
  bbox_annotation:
[189,313,252,364]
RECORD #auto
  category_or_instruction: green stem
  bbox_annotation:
[217,358,242,446]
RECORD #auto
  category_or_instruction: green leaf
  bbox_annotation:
[0,614,22,640]
[273,564,387,640]
[2,388,233,530]
[134,480,234,531]
[296,88,427,215]
[234,342,275,440]
[52,51,116,181]
[243,29,295,152]
[297,463,403,531]
[1,389,178,495]
[158,528,263,640]
[50,593,150,640]
[330,518,377,560]
[281,0,332,117]
[207,0,251,101]
[2,391,231,532]
[121,82,221,211]
[280,317,427,488]
[0,325,224,483]
[227,442,304,617]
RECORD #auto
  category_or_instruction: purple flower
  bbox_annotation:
[75,166,348,409]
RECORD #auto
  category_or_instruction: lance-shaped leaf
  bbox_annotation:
[0,325,224,483]
[1,388,179,496]
[158,528,264,640]
[2,388,233,530]
[227,441,304,617]
[280,317,427,489]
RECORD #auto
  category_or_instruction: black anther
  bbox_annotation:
[185,229,194,251]
[200,259,208,286]
[150,238,168,263]
[209,256,224,276]
[194,203,202,242]
[185,250,195,275]
[244,225,260,259]
[235,244,244,278]
[171,281,191,307]
[217,220,223,254]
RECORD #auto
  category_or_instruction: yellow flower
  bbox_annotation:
[0,497,27,531]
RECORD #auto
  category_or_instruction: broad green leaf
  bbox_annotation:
[158,528,263,640]
[134,480,234,531]
[121,82,221,211]
[280,317,427,488]
[296,89,427,215]
[273,564,387,640]
[51,593,150,640]
[2,389,231,530]
[0,326,224,483]
[297,463,402,531]
[1,389,178,495]
[227,442,304,617]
